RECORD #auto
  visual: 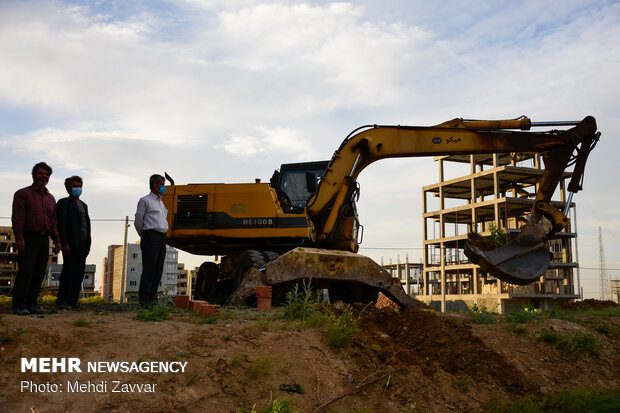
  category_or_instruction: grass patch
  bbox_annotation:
[327,305,366,348]
[595,323,620,338]
[231,354,248,367]
[301,310,330,329]
[582,306,620,318]
[542,306,575,321]
[282,279,318,321]
[485,386,620,413]
[74,317,92,327]
[134,304,172,322]
[257,317,272,331]
[506,306,538,324]
[539,328,561,345]
[184,313,218,325]
[506,324,528,335]
[538,328,604,356]
[1,328,26,344]
[38,294,57,305]
[454,375,475,393]
[241,397,296,413]
[247,357,276,380]
[78,295,105,305]
[469,303,500,324]
[218,308,237,321]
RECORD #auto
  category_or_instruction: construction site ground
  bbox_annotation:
[1,298,619,412]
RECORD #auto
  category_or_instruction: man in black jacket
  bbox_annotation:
[56,175,91,309]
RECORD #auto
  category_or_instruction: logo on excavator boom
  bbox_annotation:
[432,137,441,144]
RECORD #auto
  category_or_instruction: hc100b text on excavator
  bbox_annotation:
[162,115,599,309]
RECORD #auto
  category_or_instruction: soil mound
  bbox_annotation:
[354,306,534,393]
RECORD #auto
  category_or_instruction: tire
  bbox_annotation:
[262,251,279,263]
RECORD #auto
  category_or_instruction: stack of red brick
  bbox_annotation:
[255,286,272,311]
[174,295,220,316]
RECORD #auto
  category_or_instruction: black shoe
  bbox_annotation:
[28,305,46,315]
[13,307,30,316]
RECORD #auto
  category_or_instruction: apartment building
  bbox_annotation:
[418,153,578,314]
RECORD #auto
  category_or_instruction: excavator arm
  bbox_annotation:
[306,116,599,285]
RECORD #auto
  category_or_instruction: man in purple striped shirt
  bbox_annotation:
[11,162,61,316]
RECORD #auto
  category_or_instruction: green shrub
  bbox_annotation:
[282,279,318,321]
[78,295,105,305]
[506,305,538,324]
[558,330,604,356]
[595,324,620,338]
[0,295,11,304]
[488,222,507,245]
[538,329,604,356]
[507,324,528,335]
[38,295,57,305]
[544,306,575,321]
[538,328,560,345]
[247,357,275,380]
[469,303,499,324]
[218,308,237,320]
[301,310,330,329]
[327,305,366,348]
[134,304,172,322]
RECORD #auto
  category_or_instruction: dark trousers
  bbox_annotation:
[139,230,166,306]
[13,232,50,310]
[57,245,88,306]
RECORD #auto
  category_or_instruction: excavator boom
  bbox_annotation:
[305,116,598,286]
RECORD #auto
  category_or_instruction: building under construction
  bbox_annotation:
[0,227,18,295]
[413,153,579,314]
[0,226,59,296]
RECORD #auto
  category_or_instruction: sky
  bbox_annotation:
[1,0,619,299]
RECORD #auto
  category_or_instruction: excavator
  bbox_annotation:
[162,115,599,308]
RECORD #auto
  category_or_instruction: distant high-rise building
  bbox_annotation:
[105,242,178,303]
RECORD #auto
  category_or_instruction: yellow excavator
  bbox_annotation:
[162,115,599,308]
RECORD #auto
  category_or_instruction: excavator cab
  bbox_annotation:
[270,161,329,212]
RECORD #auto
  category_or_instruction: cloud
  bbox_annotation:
[1,0,620,296]
[217,126,319,159]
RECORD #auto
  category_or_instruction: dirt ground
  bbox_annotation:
[1,299,619,413]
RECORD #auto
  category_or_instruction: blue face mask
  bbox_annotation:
[71,187,82,197]
[158,185,166,195]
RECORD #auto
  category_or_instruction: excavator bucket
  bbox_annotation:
[464,222,549,285]
[228,247,421,309]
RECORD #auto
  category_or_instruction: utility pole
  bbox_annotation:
[119,216,130,303]
[598,226,610,301]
